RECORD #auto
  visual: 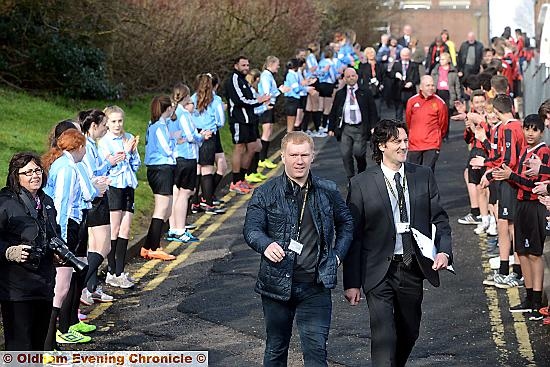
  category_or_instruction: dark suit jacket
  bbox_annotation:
[389,60,420,103]
[357,61,385,98]
[343,163,452,293]
[328,85,379,140]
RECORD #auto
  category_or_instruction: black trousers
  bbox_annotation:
[340,123,367,179]
[366,260,424,367]
[408,149,440,172]
[1,299,53,350]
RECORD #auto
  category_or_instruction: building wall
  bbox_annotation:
[387,0,489,50]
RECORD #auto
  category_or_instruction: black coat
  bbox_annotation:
[389,60,420,103]
[457,40,485,75]
[343,163,453,293]
[358,61,385,99]
[243,173,354,301]
[328,85,379,140]
[0,188,57,301]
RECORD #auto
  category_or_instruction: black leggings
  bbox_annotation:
[1,299,52,350]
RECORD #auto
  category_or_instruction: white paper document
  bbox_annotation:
[411,224,455,274]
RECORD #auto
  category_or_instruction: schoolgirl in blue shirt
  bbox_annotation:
[317,46,338,131]
[211,73,228,204]
[79,110,134,294]
[99,106,141,272]
[284,58,312,134]
[258,56,290,168]
[43,128,91,345]
[167,83,211,242]
[142,96,177,261]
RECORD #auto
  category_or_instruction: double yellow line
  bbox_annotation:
[87,150,282,322]
[480,237,537,366]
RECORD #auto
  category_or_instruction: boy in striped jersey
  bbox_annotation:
[490,114,550,320]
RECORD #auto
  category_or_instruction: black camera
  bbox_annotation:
[22,245,46,271]
[49,237,88,273]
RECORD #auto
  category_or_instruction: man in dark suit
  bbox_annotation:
[328,67,378,179]
[397,24,413,48]
[390,48,420,120]
[343,119,453,367]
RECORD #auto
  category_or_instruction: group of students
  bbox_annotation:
[0,70,263,350]
[456,70,550,324]
[0,106,141,349]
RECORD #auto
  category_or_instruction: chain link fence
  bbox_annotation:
[523,58,550,115]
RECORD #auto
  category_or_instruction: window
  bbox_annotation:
[439,0,470,9]
[400,0,431,9]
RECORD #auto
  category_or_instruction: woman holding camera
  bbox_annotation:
[0,152,58,350]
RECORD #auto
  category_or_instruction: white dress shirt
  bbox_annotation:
[380,162,411,255]
[344,85,362,124]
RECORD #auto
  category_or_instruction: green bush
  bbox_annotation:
[0,2,118,99]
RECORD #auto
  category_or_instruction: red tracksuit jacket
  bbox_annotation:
[405,93,448,151]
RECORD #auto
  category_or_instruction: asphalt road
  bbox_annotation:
[73,118,550,367]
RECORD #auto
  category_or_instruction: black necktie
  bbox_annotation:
[395,172,413,266]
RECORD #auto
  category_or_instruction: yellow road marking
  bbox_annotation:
[480,238,536,366]
[87,149,281,321]
[507,288,536,366]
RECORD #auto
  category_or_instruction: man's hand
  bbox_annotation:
[264,242,285,262]
[524,154,542,176]
[458,71,464,77]
[279,85,291,93]
[470,155,485,168]
[328,131,335,137]
[404,81,413,88]
[492,163,513,181]
[344,288,362,305]
[533,180,550,195]
[432,253,449,271]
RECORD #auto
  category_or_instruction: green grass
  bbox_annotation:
[0,88,234,237]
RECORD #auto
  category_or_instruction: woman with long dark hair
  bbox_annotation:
[0,152,58,350]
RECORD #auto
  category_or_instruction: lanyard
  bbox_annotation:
[383,173,407,209]
[296,183,310,238]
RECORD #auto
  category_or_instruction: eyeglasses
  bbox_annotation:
[18,168,43,177]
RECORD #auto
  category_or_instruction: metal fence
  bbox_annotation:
[523,58,550,115]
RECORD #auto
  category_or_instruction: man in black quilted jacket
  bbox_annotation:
[243,131,353,367]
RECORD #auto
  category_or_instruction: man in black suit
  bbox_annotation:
[397,24,413,48]
[343,119,453,367]
[328,67,378,179]
[390,48,420,120]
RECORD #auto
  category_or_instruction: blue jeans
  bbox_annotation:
[262,282,332,367]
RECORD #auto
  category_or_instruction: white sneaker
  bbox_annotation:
[489,255,515,270]
[116,273,134,289]
[474,223,488,235]
[107,274,134,289]
[91,285,114,302]
[80,289,94,306]
[105,272,117,287]
[487,222,498,236]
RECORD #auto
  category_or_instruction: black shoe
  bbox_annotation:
[509,301,532,313]
[528,309,544,321]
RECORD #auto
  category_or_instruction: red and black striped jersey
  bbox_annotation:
[464,120,490,150]
[508,142,550,201]
[485,119,525,171]
[483,121,503,163]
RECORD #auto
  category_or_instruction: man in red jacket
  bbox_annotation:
[405,75,448,171]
